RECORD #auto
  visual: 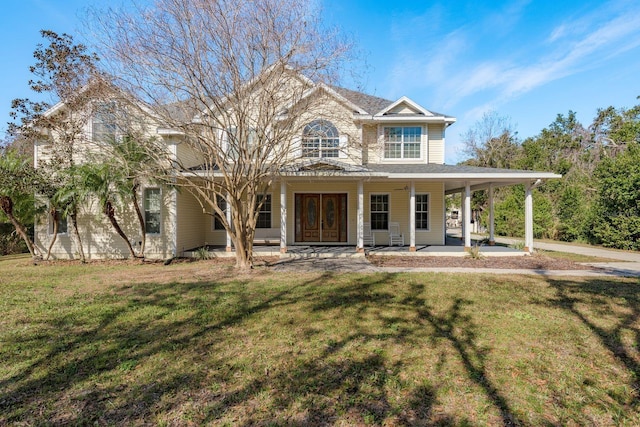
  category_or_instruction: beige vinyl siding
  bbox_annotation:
[293,95,362,164]
[34,187,176,260]
[203,184,282,246]
[364,181,444,246]
[369,124,429,165]
[176,140,203,169]
[175,190,207,255]
[364,182,408,246]
[361,124,377,164]
[414,182,445,245]
[387,104,419,114]
[428,124,445,164]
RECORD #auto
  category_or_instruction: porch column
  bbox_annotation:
[409,181,416,251]
[524,183,534,253]
[488,184,495,245]
[280,181,287,253]
[464,182,471,250]
[460,190,465,241]
[357,180,364,252]
[226,191,232,252]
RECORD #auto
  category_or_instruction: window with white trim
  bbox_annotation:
[92,102,117,143]
[416,194,429,230]
[302,119,340,158]
[48,209,67,234]
[370,194,389,230]
[213,195,227,230]
[144,188,161,234]
[256,194,271,228]
[384,126,421,159]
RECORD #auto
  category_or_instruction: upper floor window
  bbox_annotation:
[302,120,339,158]
[384,126,421,159]
[92,102,117,143]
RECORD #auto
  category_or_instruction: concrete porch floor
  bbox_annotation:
[184,233,526,259]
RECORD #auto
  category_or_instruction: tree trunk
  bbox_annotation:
[0,196,40,259]
[131,183,146,257]
[104,200,137,258]
[69,208,86,263]
[231,219,254,270]
[46,207,58,260]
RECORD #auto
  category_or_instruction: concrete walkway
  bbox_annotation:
[270,238,640,278]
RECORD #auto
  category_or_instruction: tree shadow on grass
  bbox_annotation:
[543,277,640,413]
[0,271,325,424]
[1,270,523,425]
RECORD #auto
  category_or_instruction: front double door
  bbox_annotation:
[296,193,347,243]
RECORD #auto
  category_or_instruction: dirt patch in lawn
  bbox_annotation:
[368,253,597,270]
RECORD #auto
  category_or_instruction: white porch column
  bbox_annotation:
[409,181,416,251]
[357,180,364,252]
[464,182,471,250]
[488,184,495,245]
[226,191,232,252]
[280,180,287,253]
[524,183,534,253]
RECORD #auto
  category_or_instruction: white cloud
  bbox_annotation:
[403,2,640,112]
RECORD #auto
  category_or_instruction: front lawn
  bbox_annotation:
[1,256,639,425]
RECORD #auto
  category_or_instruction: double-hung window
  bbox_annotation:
[144,188,161,234]
[302,119,340,158]
[370,194,389,230]
[48,209,67,234]
[256,194,271,228]
[213,195,227,230]
[416,194,429,230]
[384,126,421,159]
[92,102,117,143]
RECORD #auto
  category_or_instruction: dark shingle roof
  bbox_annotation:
[365,163,539,174]
[329,86,394,115]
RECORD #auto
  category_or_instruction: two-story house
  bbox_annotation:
[34,73,560,260]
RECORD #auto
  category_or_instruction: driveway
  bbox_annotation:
[490,236,640,277]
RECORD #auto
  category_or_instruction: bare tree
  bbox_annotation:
[90,0,353,269]
[461,110,520,169]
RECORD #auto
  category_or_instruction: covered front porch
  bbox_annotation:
[184,232,526,258]
[179,160,561,257]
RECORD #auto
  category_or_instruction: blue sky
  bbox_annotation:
[2,0,640,163]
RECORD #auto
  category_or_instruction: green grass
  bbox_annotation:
[1,256,640,425]
[535,249,624,263]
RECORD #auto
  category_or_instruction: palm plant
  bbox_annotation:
[0,151,43,258]
[80,162,139,258]
[51,165,89,262]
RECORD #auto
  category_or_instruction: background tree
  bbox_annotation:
[461,111,520,169]
[9,30,105,261]
[91,0,353,269]
[0,150,44,258]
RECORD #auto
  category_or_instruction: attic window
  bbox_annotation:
[92,102,117,143]
[302,119,339,158]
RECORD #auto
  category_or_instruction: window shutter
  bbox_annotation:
[339,135,348,158]
[291,135,302,160]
